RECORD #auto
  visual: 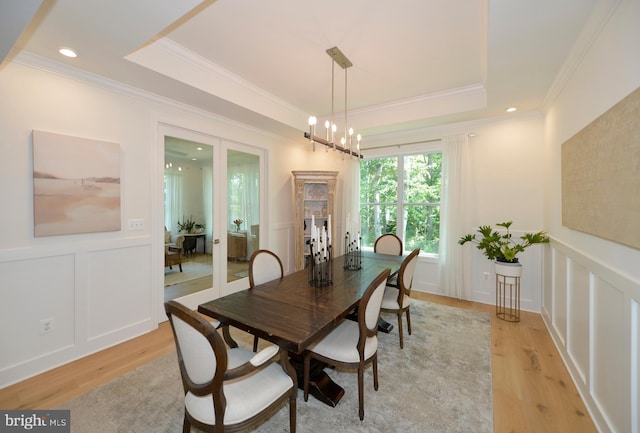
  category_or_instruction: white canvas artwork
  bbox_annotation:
[33,130,121,237]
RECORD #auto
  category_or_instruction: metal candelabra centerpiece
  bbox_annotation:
[307,214,332,287]
[308,242,333,287]
[343,232,362,270]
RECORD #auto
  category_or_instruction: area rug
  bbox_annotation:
[164,259,212,286]
[58,301,492,433]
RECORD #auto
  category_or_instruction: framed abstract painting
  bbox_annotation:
[33,130,121,237]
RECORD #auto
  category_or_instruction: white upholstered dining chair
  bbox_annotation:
[164,300,297,433]
[374,234,403,288]
[373,233,403,256]
[380,248,420,349]
[248,249,284,351]
[303,268,391,421]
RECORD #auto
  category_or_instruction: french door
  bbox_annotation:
[156,124,265,317]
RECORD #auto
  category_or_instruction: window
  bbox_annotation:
[360,152,442,254]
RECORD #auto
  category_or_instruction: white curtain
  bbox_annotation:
[164,170,183,232]
[340,157,360,256]
[438,134,472,299]
[227,159,260,259]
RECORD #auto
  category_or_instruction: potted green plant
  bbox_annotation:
[177,216,205,234]
[458,221,549,276]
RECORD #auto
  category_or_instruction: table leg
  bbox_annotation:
[377,318,394,334]
[220,325,238,348]
[347,310,394,334]
[289,353,345,407]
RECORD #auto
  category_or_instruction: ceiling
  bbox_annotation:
[2,0,601,146]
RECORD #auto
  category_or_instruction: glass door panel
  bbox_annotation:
[226,149,260,284]
[164,137,213,302]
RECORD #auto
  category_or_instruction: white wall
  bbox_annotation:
[464,114,546,310]
[0,57,352,387]
[542,0,640,432]
[377,114,547,311]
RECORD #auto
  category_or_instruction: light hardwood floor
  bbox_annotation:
[0,292,597,433]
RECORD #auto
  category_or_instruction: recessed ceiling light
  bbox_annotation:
[192,158,197,161]
[196,147,203,151]
[506,107,517,113]
[58,47,78,58]
[468,132,477,137]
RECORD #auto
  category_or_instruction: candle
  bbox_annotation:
[323,229,327,258]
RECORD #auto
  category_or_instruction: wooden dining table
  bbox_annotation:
[198,250,405,406]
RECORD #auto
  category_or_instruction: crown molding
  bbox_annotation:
[125,38,309,131]
[541,0,622,112]
[345,84,487,132]
[14,52,289,143]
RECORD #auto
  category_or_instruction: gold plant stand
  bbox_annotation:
[495,273,521,322]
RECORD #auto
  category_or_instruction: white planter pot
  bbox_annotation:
[494,261,523,278]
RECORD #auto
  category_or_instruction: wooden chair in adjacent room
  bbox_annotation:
[248,249,284,352]
[164,300,297,433]
[165,245,183,272]
[303,268,391,421]
[380,248,420,349]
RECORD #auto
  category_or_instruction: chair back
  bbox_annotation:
[164,300,227,400]
[249,249,284,287]
[396,248,420,305]
[374,234,403,256]
[358,268,392,347]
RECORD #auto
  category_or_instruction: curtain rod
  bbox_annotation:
[362,138,441,151]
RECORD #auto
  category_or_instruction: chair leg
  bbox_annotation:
[178,263,182,272]
[290,394,297,433]
[397,312,404,349]
[253,335,259,352]
[182,414,190,433]
[303,355,310,402]
[372,354,379,391]
[406,308,412,335]
[357,365,365,420]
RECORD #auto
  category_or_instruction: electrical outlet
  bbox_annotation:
[40,318,55,334]
[483,272,490,280]
[127,219,144,231]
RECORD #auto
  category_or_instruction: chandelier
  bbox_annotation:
[304,47,362,158]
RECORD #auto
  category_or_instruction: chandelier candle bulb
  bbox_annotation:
[303,46,362,158]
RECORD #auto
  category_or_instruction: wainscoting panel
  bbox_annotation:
[633,298,639,433]
[567,259,590,385]
[0,237,154,388]
[592,276,628,433]
[552,249,568,346]
[87,245,152,340]
[413,258,438,293]
[543,239,639,433]
[0,254,75,374]
[466,236,544,313]
[272,223,295,275]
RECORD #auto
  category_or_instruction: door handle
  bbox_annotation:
[214,239,220,244]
